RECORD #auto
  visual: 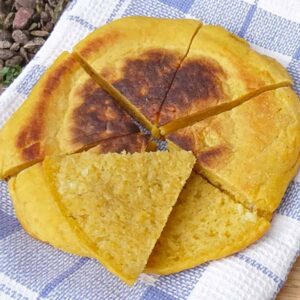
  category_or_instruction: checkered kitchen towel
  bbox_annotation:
[1,0,300,299]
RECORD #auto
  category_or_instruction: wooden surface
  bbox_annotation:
[277,257,300,299]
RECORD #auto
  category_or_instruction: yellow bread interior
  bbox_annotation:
[43,150,195,284]
[167,87,300,213]
[158,24,292,133]
[7,133,149,261]
[146,173,270,275]
[73,16,201,136]
[8,164,90,257]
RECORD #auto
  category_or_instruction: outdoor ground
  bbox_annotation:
[0,0,69,90]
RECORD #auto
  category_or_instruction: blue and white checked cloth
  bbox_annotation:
[0,0,300,299]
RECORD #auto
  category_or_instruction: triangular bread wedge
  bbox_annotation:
[158,25,292,135]
[43,150,195,284]
[0,52,139,178]
[56,71,140,153]
[8,134,150,259]
[167,87,300,213]
[73,16,201,135]
[146,173,270,274]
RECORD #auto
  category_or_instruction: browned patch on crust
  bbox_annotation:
[78,32,122,59]
[197,146,230,169]
[16,55,78,161]
[71,79,139,146]
[167,131,196,152]
[113,50,180,123]
[92,133,149,154]
[21,143,43,161]
[16,104,44,149]
[159,57,226,125]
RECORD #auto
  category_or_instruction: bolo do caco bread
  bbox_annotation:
[1,16,300,284]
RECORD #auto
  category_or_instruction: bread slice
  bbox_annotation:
[0,52,139,178]
[158,25,291,135]
[167,87,300,213]
[8,133,150,259]
[146,173,270,275]
[42,150,195,284]
[73,16,201,136]
[56,72,139,153]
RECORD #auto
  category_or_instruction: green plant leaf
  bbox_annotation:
[0,65,22,86]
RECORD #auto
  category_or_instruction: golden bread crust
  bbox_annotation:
[0,52,140,178]
[158,25,291,128]
[57,76,139,153]
[2,18,299,280]
[0,52,81,178]
[167,87,300,212]
[74,16,201,125]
